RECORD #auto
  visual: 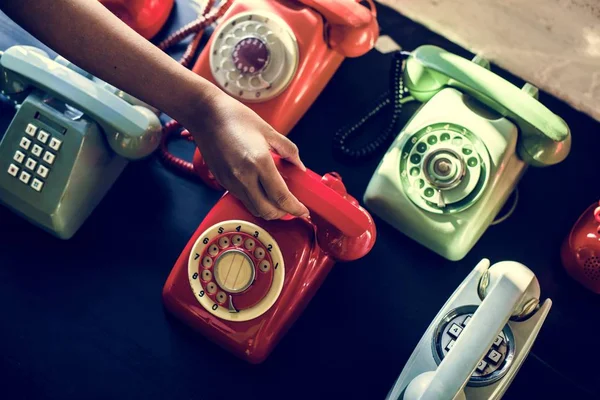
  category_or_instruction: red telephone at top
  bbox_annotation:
[162,155,376,363]
[98,0,174,40]
[192,0,379,135]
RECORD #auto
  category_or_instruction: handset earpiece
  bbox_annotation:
[300,0,379,57]
[1,46,162,160]
[404,45,571,167]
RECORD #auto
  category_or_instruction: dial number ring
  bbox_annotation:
[209,11,299,102]
[399,123,491,214]
[188,220,285,322]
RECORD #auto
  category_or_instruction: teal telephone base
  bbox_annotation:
[364,87,527,261]
[0,91,127,239]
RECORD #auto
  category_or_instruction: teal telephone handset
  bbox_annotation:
[364,45,572,261]
[0,45,162,239]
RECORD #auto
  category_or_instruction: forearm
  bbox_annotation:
[0,0,221,129]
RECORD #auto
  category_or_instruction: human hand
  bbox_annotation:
[186,93,310,220]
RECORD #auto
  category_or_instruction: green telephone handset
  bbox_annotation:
[0,45,162,239]
[364,45,572,261]
[404,45,570,167]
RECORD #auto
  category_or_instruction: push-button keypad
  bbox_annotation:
[6,122,64,192]
[434,307,515,386]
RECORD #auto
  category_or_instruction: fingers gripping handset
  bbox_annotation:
[404,45,571,167]
[0,46,161,159]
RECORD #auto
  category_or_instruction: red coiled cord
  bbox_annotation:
[157,0,233,175]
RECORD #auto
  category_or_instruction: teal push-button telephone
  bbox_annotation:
[0,45,162,239]
[364,45,572,261]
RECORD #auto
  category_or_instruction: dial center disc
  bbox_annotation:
[424,148,465,189]
[232,37,269,75]
[214,250,255,294]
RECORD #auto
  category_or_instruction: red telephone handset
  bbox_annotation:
[162,156,376,363]
[98,0,174,40]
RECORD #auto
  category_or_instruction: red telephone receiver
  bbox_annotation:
[561,201,600,293]
[162,155,376,363]
[191,0,379,136]
[98,0,174,40]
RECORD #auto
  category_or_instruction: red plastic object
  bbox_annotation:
[162,159,376,363]
[191,0,379,136]
[99,0,174,40]
[561,201,600,293]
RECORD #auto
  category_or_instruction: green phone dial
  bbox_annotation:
[0,45,162,239]
[364,45,571,261]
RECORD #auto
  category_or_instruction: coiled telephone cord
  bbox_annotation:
[159,120,198,177]
[332,50,413,161]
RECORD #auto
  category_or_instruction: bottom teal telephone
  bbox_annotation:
[0,45,162,239]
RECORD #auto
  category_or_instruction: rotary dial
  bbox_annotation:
[400,123,491,213]
[209,11,299,102]
[188,220,285,322]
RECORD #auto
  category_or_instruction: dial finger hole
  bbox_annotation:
[264,32,277,44]
[208,244,219,257]
[232,235,243,246]
[452,136,463,146]
[234,28,244,37]
[202,256,213,268]
[202,269,212,281]
[224,37,236,46]
[259,260,270,272]
[254,247,265,259]
[216,291,228,303]
[244,238,255,250]
[207,282,217,294]
[257,25,268,35]
[219,236,230,248]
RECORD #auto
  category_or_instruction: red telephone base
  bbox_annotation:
[561,201,600,294]
[99,0,174,40]
[163,194,335,363]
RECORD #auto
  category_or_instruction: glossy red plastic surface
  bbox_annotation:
[191,0,379,136]
[561,201,600,294]
[162,166,376,363]
[99,0,174,39]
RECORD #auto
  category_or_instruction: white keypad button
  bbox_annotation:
[462,315,471,327]
[487,349,502,364]
[476,360,487,372]
[37,165,49,178]
[13,150,25,163]
[25,158,37,171]
[445,340,455,351]
[49,137,62,151]
[31,178,44,192]
[19,170,31,184]
[31,144,43,157]
[7,163,19,177]
[19,137,31,150]
[42,151,56,165]
[448,323,463,338]
[37,130,50,143]
[25,123,38,137]
[493,335,503,347]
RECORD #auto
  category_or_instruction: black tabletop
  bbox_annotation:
[1,2,599,399]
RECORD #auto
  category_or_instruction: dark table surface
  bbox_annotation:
[1,2,599,399]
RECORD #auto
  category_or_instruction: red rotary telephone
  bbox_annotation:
[162,155,376,363]
[98,0,174,40]
[561,200,600,293]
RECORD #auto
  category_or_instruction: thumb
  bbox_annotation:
[268,133,306,171]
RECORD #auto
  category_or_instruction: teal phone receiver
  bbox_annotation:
[364,45,572,261]
[0,45,162,239]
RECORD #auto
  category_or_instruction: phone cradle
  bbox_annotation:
[162,159,376,363]
[387,259,551,400]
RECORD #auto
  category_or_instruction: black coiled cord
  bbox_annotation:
[332,50,412,161]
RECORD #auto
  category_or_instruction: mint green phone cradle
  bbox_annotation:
[364,45,571,261]
[0,46,162,239]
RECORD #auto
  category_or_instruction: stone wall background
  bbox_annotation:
[377,0,600,122]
